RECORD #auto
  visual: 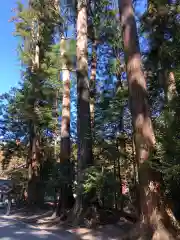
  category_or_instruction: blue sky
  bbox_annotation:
[0,1,22,95]
[0,0,147,96]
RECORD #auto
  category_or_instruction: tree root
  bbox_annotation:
[66,203,122,229]
[152,228,175,240]
[119,221,175,240]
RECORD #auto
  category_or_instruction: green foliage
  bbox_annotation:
[45,161,74,196]
[83,166,121,207]
[141,0,180,205]
[3,0,180,219]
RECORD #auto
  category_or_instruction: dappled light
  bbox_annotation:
[0,0,180,239]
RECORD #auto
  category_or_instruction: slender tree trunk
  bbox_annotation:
[53,90,58,160]
[164,71,177,103]
[27,121,34,205]
[27,10,42,206]
[163,70,178,217]
[132,134,140,215]
[119,0,174,238]
[90,41,97,130]
[113,152,117,209]
[28,124,41,206]
[31,18,40,72]
[60,37,71,163]
[117,149,123,210]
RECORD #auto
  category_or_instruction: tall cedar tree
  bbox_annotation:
[76,0,93,173]
[60,37,71,163]
[27,1,42,205]
[119,0,174,238]
[74,0,93,218]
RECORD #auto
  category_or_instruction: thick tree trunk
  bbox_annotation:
[73,0,93,221]
[58,37,74,217]
[77,0,93,171]
[119,0,175,238]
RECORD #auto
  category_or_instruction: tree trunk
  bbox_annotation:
[164,71,177,103]
[27,8,42,206]
[90,41,97,130]
[132,134,140,216]
[74,0,93,221]
[28,124,41,206]
[53,90,59,160]
[77,0,93,172]
[58,37,74,217]
[119,0,175,238]
[60,37,71,163]
[163,70,179,220]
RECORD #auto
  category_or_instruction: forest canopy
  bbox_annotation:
[0,0,180,239]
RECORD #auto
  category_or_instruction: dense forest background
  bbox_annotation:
[0,0,180,239]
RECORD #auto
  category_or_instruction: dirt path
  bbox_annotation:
[1,208,134,239]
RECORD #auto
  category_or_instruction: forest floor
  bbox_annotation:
[1,207,136,239]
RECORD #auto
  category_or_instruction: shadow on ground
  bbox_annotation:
[1,208,137,239]
[0,218,77,240]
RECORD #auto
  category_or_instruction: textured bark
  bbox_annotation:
[77,0,93,169]
[90,41,97,130]
[60,37,71,163]
[53,0,74,215]
[27,4,41,205]
[119,0,174,238]
[58,37,74,216]
[53,0,60,162]
[28,124,41,205]
[31,19,40,72]
[165,71,177,102]
[120,0,155,147]
[53,90,58,160]
[72,0,93,222]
